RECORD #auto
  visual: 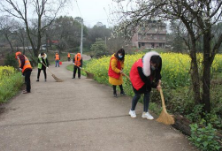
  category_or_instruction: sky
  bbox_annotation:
[63,0,116,28]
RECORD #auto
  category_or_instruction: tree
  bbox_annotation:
[169,20,187,52]
[0,0,68,58]
[14,23,29,54]
[85,25,111,50]
[113,0,222,113]
[47,16,87,53]
[90,38,108,58]
[0,16,16,52]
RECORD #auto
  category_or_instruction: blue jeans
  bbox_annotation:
[131,90,150,112]
[55,60,60,67]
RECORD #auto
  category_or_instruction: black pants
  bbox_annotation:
[23,70,32,92]
[131,86,150,112]
[68,57,70,61]
[113,85,124,94]
[37,68,47,80]
[73,66,81,78]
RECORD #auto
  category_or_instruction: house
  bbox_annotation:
[132,20,167,49]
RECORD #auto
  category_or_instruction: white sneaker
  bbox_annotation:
[142,112,154,120]
[129,110,136,118]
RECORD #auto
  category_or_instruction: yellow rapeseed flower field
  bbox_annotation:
[0,66,23,102]
[0,66,15,79]
[84,52,222,88]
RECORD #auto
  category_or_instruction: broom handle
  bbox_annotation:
[122,72,130,81]
[160,88,167,112]
[42,62,53,75]
[75,65,84,71]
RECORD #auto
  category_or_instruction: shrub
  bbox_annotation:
[189,123,221,151]
[4,53,18,68]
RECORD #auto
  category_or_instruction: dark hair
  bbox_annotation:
[114,48,125,61]
[41,52,45,56]
[150,55,162,69]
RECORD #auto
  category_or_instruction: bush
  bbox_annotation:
[189,123,221,151]
[4,53,18,68]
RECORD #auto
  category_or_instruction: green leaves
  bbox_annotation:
[189,123,221,151]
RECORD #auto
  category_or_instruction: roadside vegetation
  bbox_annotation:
[0,66,23,103]
[71,50,222,151]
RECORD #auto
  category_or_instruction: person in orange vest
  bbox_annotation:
[108,48,125,97]
[15,51,32,94]
[55,52,60,67]
[129,51,162,120]
[67,52,71,61]
[73,53,82,79]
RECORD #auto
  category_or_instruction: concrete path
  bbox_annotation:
[0,55,197,151]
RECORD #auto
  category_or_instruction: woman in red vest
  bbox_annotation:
[129,51,162,120]
[108,48,125,97]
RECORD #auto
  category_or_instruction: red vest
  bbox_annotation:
[130,58,145,90]
[108,56,121,79]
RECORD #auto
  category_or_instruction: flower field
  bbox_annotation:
[0,66,23,103]
[83,52,222,89]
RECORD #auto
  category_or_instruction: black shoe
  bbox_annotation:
[72,77,75,79]
[45,79,47,82]
[36,79,39,82]
[120,91,125,95]
[113,93,117,98]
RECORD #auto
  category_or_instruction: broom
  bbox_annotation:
[156,88,175,125]
[122,72,130,81]
[42,62,63,82]
[75,66,94,79]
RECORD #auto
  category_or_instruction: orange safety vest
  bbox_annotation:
[22,56,32,73]
[55,54,59,60]
[75,54,81,67]
[67,53,70,58]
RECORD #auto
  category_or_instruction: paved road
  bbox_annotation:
[0,55,197,151]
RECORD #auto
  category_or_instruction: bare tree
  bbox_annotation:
[14,23,28,54]
[0,0,68,58]
[0,16,17,52]
[112,0,222,113]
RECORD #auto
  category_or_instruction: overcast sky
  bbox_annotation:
[63,0,115,28]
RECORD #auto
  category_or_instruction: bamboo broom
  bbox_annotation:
[156,88,175,125]
[42,62,63,82]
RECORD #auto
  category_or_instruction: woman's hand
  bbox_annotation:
[157,80,161,91]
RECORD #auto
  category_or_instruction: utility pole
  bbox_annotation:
[80,21,83,55]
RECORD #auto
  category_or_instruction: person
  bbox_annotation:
[36,52,49,82]
[108,48,125,97]
[67,53,71,61]
[73,53,82,79]
[129,51,162,120]
[55,52,60,67]
[15,51,32,94]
